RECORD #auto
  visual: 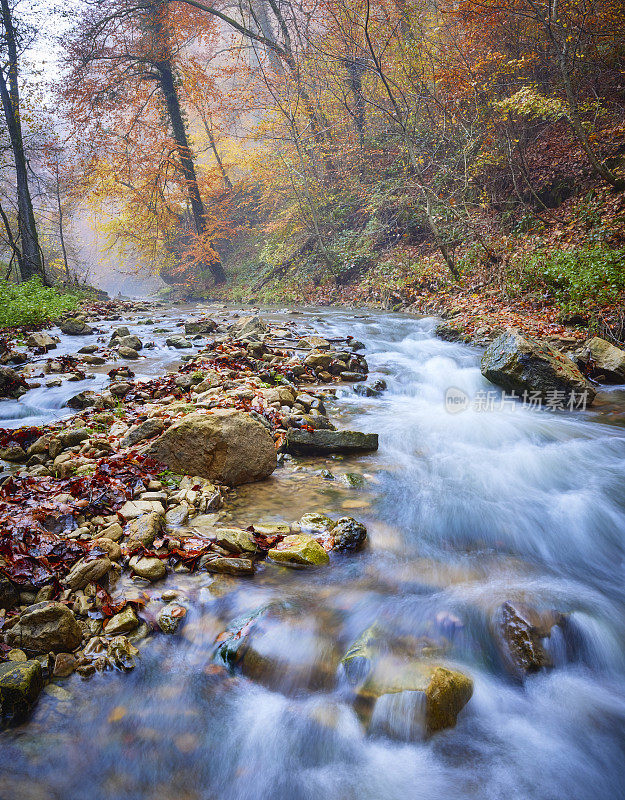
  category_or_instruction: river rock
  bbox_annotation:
[157,603,187,633]
[230,315,268,339]
[66,390,96,409]
[299,513,335,533]
[63,557,112,590]
[121,418,165,448]
[213,528,258,553]
[332,517,367,551]
[129,555,167,581]
[109,326,130,342]
[284,429,378,455]
[203,557,255,576]
[118,346,139,359]
[6,602,82,653]
[166,336,192,349]
[300,335,330,349]
[92,538,122,561]
[0,366,27,399]
[0,444,27,462]
[576,336,625,383]
[185,318,217,335]
[481,330,595,404]
[304,350,334,370]
[355,657,473,738]
[165,504,189,529]
[104,606,139,635]
[492,601,559,679]
[354,378,387,397]
[27,332,56,350]
[126,511,163,548]
[0,660,43,717]
[146,410,277,486]
[60,318,93,336]
[53,652,77,678]
[117,334,142,351]
[0,575,18,610]
[268,534,329,567]
[241,621,339,692]
[59,427,90,447]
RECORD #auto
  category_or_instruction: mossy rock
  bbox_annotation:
[268,534,329,567]
[0,660,43,717]
[355,656,473,736]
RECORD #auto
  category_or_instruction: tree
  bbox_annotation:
[65,0,227,284]
[0,0,46,282]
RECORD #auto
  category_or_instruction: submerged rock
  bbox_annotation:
[147,410,277,486]
[356,657,473,738]
[492,601,563,679]
[576,336,625,383]
[0,660,43,717]
[481,330,595,404]
[6,602,82,653]
[268,534,329,567]
[284,429,378,455]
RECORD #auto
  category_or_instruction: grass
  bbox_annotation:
[0,278,90,328]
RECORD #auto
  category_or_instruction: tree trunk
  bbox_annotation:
[156,63,226,283]
[558,50,624,191]
[0,0,46,284]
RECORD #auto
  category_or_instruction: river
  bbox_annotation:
[1,305,625,800]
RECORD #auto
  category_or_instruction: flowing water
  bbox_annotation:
[1,306,625,800]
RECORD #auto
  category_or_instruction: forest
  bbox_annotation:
[0,0,624,334]
[0,2,625,800]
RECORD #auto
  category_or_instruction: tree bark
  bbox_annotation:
[0,0,46,283]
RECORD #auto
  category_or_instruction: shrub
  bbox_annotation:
[515,246,625,313]
[0,278,87,328]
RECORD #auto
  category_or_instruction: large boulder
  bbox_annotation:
[481,330,595,404]
[0,660,43,717]
[576,336,625,383]
[6,602,82,653]
[147,410,277,486]
[284,429,378,455]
